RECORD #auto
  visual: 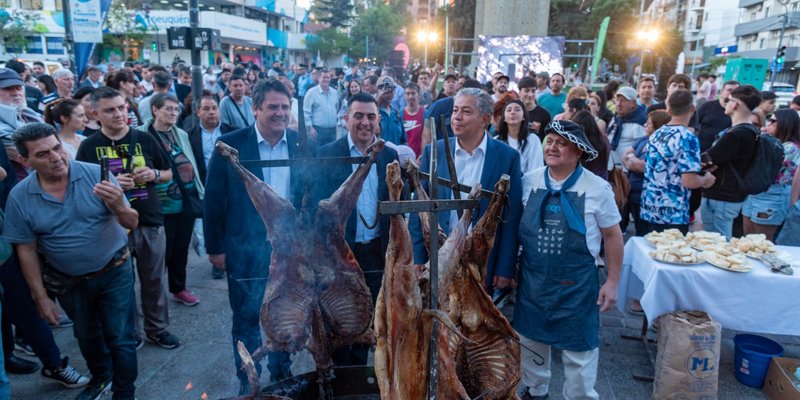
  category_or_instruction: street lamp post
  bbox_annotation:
[416,30,437,68]
[636,28,660,82]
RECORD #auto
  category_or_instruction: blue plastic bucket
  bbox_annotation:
[734,334,784,388]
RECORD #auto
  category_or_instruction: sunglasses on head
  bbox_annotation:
[377,83,395,91]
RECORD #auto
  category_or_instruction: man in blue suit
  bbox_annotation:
[313,93,399,366]
[203,79,312,393]
[410,87,523,292]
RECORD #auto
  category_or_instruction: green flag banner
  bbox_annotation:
[590,16,610,86]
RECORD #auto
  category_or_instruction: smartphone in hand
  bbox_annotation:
[100,156,109,182]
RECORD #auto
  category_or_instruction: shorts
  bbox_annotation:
[742,184,791,226]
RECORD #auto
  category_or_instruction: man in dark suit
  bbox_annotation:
[187,92,236,184]
[79,65,104,89]
[410,87,523,293]
[313,92,399,366]
[203,79,312,394]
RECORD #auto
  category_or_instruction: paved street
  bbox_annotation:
[8,251,798,399]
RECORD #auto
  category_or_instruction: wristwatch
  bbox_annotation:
[153,169,161,182]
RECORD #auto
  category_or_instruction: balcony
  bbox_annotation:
[735,12,800,37]
[267,28,288,48]
[739,0,764,7]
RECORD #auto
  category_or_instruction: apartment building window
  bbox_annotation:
[46,37,64,55]
[794,2,799,11]
[751,12,757,21]
[765,7,770,18]
[695,14,703,30]
[24,36,43,54]
[19,0,42,10]
[761,38,767,48]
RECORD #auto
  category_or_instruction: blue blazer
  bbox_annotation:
[203,126,312,274]
[313,135,399,257]
[409,136,523,288]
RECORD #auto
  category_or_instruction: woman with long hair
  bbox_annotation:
[495,99,543,175]
[73,86,102,136]
[338,79,363,136]
[587,93,608,135]
[742,109,800,240]
[43,99,88,159]
[571,110,611,180]
[141,93,205,305]
[37,75,57,97]
[106,70,141,127]
[246,69,259,87]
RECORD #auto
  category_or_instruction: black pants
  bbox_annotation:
[164,212,196,294]
[313,125,337,147]
[641,222,689,236]
[332,238,383,367]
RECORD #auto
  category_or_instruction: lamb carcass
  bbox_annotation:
[215,140,377,391]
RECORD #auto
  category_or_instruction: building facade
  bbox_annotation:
[0,0,310,68]
[735,0,800,86]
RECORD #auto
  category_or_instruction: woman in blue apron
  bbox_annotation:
[514,120,624,400]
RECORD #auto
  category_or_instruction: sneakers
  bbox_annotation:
[146,331,181,349]
[74,378,112,400]
[41,357,90,388]
[5,355,39,374]
[211,266,225,280]
[14,338,36,356]
[172,290,200,306]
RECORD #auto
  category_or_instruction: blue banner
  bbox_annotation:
[75,0,112,79]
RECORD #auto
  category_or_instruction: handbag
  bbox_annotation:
[608,166,631,213]
[41,261,79,296]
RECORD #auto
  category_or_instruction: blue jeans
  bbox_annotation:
[58,260,138,400]
[0,255,62,369]
[226,244,291,386]
[701,198,743,240]
[0,300,9,400]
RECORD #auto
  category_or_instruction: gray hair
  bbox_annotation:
[454,88,493,116]
[52,69,73,80]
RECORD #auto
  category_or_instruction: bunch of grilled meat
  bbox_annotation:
[215,141,378,398]
[374,161,521,400]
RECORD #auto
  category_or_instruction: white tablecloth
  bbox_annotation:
[617,237,800,336]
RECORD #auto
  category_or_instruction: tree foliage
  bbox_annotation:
[306,27,352,60]
[349,4,405,64]
[549,0,684,79]
[102,2,149,60]
[310,0,355,28]
[0,9,42,55]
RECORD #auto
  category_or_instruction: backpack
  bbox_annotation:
[729,125,784,195]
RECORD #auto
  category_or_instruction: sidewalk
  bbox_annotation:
[8,252,796,399]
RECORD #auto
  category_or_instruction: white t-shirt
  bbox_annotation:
[522,167,621,262]
[507,136,544,176]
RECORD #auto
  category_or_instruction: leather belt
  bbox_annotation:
[82,247,130,279]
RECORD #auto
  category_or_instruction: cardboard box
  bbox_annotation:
[763,357,800,400]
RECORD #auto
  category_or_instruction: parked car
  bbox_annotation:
[763,82,797,108]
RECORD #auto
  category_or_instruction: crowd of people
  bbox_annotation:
[0,55,798,400]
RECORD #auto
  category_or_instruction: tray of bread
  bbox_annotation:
[686,231,727,250]
[730,234,776,258]
[649,243,704,265]
[644,229,686,247]
[701,244,752,272]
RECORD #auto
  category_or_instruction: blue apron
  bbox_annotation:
[512,166,600,352]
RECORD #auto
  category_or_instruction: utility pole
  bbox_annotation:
[189,0,202,114]
[771,13,789,87]
[62,0,77,77]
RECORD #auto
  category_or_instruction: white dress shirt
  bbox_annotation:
[348,134,380,243]
[449,132,489,230]
[255,125,291,200]
[200,122,223,168]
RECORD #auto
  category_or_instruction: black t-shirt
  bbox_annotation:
[526,106,552,142]
[696,100,731,152]
[703,123,758,203]
[76,128,168,226]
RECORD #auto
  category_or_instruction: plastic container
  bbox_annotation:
[734,334,784,388]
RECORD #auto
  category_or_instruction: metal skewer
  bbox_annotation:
[427,117,440,400]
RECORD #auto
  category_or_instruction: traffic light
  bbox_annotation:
[572,63,578,69]
[777,45,787,65]
[152,42,157,52]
